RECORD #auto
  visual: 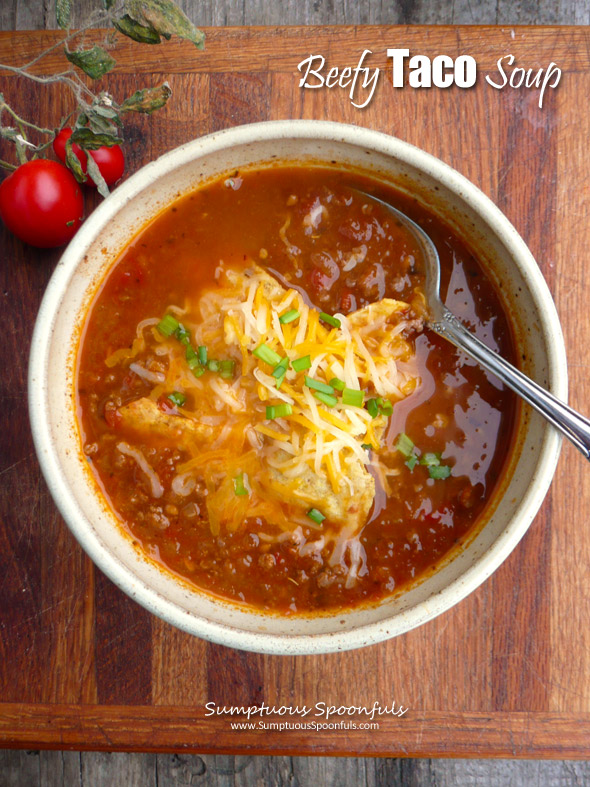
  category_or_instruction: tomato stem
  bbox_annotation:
[15,143,27,166]
[17,15,110,71]
[0,0,199,175]
[0,100,54,136]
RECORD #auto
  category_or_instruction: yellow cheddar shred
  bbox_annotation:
[324,453,340,495]
[254,424,290,442]
[117,262,421,541]
[320,410,354,434]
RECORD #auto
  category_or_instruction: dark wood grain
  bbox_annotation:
[490,84,558,713]
[94,570,153,706]
[3,27,590,75]
[0,26,589,759]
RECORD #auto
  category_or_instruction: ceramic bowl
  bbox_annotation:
[28,120,566,654]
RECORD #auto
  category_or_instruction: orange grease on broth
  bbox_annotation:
[77,166,518,614]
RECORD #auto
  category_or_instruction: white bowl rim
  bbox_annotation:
[28,119,566,654]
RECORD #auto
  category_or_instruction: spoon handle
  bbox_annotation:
[431,310,590,460]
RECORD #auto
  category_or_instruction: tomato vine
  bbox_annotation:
[0,0,204,197]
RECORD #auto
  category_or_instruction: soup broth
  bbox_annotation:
[77,166,518,614]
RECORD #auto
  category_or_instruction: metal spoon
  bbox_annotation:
[360,192,590,460]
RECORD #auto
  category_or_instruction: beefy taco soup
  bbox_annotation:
[77,166,518,615]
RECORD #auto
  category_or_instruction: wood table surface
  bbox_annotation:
[1,25,589,759]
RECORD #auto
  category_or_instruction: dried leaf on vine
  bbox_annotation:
[85,153,110,198]
[89,115,119,136]
[114,14,162,45]
[71,128,121,149]
[119,83,172,114]
[0,0,204,175]
[56,0,72,30]
[64,137,86,183]
[65,46,117,80]
[124,0,205,49]
[78,95,122,136]
[92,105,120,121]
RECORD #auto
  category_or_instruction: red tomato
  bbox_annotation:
[0,160,84,248]
[309,266,330,293]
[157,395,177,414]
[103,401,122,428]
[339,290,357,313]
[53,128,125,187]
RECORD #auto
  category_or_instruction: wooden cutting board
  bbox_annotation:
[1,26,589,758]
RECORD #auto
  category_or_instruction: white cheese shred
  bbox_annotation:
[117,442,164,499]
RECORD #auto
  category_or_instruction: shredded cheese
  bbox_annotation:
[117,442,164,498]
[107,262,422,584]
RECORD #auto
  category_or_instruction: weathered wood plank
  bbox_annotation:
[0,749,41,786]
[291,754,377,786]
[14,0,51,31]
[408,758,590,786]
[2,0,590,29]
[2,750,590,784]
[80,751,157,785]
[39,751,82,786]
[156,752,209,785]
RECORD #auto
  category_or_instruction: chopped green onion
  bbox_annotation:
[361,443,373,452]
[266,403,293,420]
[376,397,393,416]
[276,372,287,389]
[307,508,326,525]
[292,355,311,372]
[319,312,341,329]
[219,359,235,379]
[395,433,415,457]
[198,345,208,365]
[405,454,419,471]
[207,359,220,373]
[271,357,290,379]
[233,472,249,496]
[191,366,205,378]
[279,309,300,324]
[429,464,451,480]
[186,345,200,369]
[366,398,379,419]
[175,323,190,345]
[305,376,335,395]
[420,452,441,467]
[342,387,364,407]
[157,314,179,337]
[367,397,393,418]
[329,377,346,391]
[313,391,338,407]
[253,343,282,366]
[167,391,186,407]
